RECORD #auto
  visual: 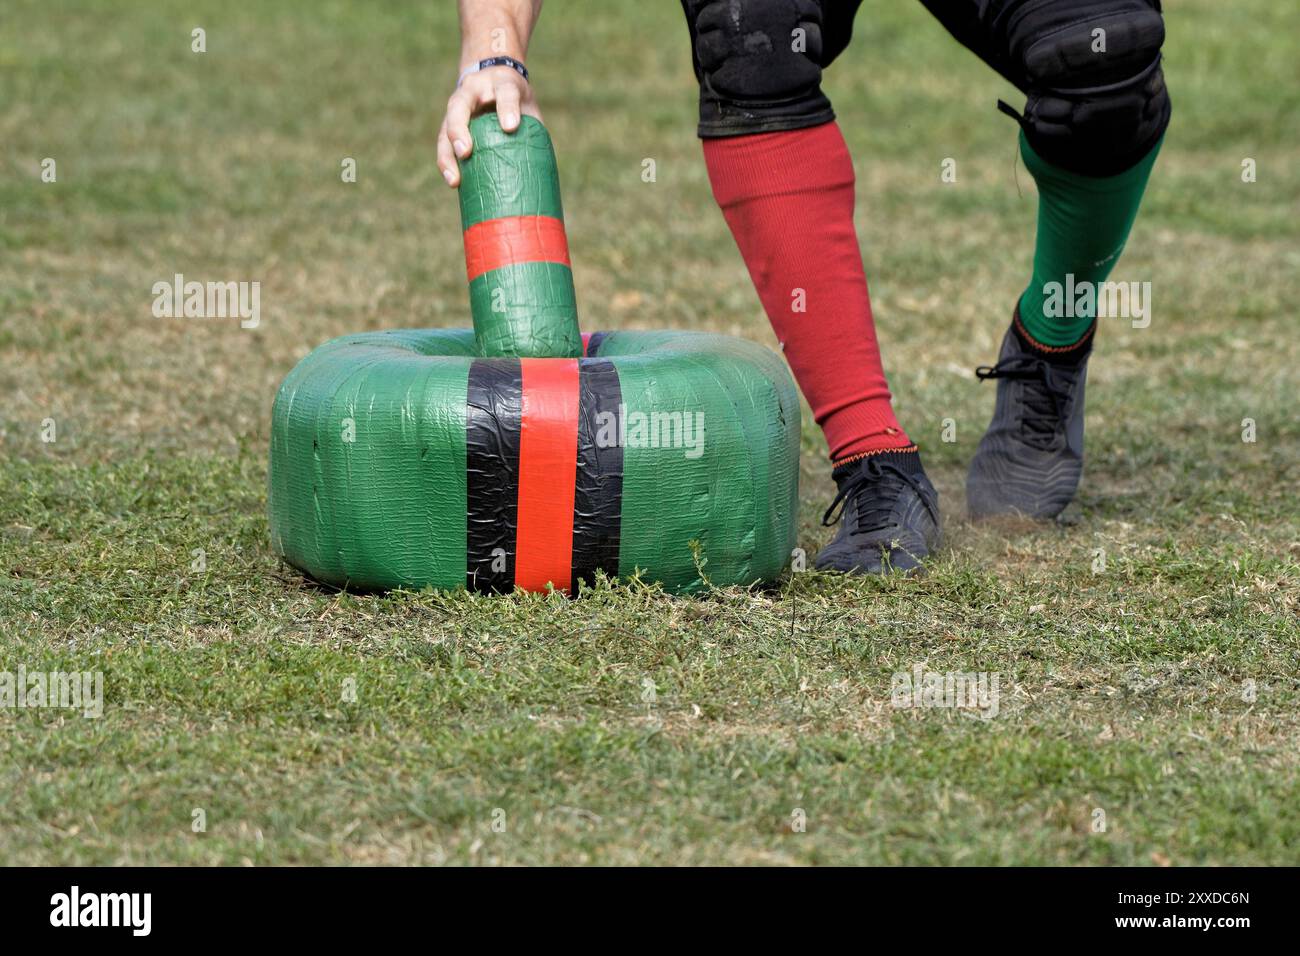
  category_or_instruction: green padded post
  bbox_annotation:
[457,114,582,359]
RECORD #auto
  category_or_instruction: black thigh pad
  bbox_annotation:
[682,0,861,137]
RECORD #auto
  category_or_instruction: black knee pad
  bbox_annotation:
[682,0,860,137]
[997,0,1172,175]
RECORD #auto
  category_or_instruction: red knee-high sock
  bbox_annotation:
[703,121,913,464]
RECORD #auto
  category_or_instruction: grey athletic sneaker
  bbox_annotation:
[815,451,942,575]
[966,316,1094,520]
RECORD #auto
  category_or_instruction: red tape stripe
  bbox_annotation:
[463,215,571,283]
[514,358,580,593]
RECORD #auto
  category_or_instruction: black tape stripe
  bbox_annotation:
[585,331,610,357]
[570,358,623,590]
[465,358,523,593]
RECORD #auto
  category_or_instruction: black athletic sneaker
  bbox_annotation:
[966,313,1094,520]
[815,451,942,575]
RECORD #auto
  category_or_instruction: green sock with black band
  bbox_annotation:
[1017,132,1164,348]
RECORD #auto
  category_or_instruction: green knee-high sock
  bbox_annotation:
[1018,132,1163,347]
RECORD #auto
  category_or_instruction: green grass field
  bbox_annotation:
[2,0,1297,865]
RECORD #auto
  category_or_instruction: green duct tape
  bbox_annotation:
[458,115,565,227]
[591,331,801,591]
[268,329,800,593]
[468,262,580,359]
[457,114,580,359]
[269,329,475,590]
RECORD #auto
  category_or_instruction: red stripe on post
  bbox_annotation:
[514,358,580,593]
[463,215,571,283]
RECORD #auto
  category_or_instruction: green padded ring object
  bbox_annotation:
[268,115,801,594]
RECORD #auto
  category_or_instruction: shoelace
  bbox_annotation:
[821,459,939,536]
[975,356,1076,451]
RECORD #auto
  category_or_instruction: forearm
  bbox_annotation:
[439,1,544,186]
[458,0,543,70]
